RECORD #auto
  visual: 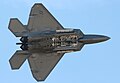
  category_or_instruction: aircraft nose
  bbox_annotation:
[79,35,110,44]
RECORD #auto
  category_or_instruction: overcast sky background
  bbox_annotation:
[0,0,120,83]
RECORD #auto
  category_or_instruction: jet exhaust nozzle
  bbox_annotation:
[20,36,28,43]
[16,36,28,50]
[20,44,28,50]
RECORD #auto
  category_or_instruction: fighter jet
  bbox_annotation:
[8,3,110,81]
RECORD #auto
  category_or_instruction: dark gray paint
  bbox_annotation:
[8,3,110,81]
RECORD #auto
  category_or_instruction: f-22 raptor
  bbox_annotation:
[8,3,110,81]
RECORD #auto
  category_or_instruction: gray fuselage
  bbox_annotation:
[25,29,83,53]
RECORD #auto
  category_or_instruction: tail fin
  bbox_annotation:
[8,18,27,37]
[9,50,30,69]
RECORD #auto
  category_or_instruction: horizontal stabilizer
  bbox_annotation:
[8,18,27,37]
[9,50,30,69]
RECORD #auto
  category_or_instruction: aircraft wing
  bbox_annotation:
[27,3,64,32]
[28,52,64,81]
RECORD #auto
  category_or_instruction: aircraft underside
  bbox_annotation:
[8,3,110,81]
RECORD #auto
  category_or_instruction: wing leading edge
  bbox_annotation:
[27,3,64,32]
[28,52,64,81]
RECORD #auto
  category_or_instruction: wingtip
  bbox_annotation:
[32,3,43,8]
